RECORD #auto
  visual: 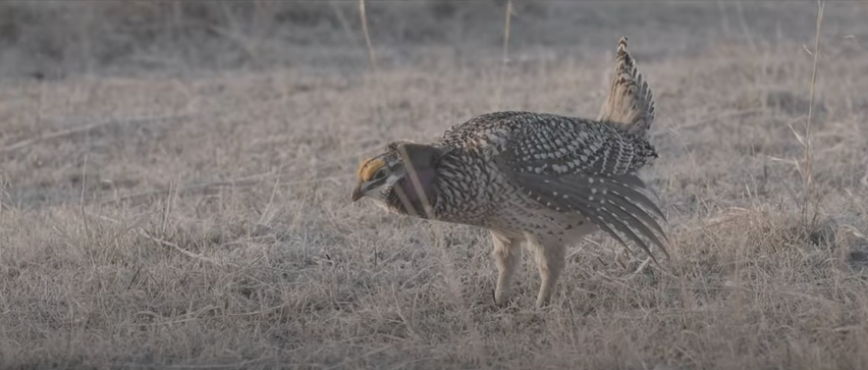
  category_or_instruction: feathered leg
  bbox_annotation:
[526,232,565,308]
[491,230,521,307]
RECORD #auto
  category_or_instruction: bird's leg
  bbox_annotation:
[491,230,521,307]
[526,232,565,308]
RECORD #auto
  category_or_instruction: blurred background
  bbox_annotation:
[2,1,865,80]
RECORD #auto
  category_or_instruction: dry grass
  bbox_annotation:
[2,2,868,369]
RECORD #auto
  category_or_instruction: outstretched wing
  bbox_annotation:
[598,37,656,138]
[494,113,668,261]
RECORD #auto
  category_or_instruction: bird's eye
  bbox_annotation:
[373,169,387,180]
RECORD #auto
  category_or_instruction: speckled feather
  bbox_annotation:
[599,37,656,136]
[426,110,667,260]
[354,37,667,307]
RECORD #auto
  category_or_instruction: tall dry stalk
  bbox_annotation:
[0,174,4,264]
[358,0,386,128]
[356,1,486,360]
[800,1,825,229]
[358,0,377,78]
[493,0,513,111]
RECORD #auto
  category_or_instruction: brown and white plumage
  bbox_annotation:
[598,37,655,137]
[351,37,668,308]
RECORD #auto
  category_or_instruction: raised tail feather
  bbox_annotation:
[598,37,655,137]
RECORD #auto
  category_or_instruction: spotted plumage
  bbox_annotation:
[351,37,668,308]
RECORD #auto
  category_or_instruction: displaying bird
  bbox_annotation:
[351,37,668,308]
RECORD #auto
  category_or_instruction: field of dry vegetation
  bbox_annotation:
[2,1,868,369]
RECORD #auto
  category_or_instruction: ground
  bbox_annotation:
[1,2,868,369]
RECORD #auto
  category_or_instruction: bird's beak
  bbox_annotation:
[351,185,364,202]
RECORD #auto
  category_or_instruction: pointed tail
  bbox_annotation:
[597,37,655,138]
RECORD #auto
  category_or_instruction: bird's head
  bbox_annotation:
[351,141,448,216]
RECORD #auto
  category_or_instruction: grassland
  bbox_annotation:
[1,2,868,369]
